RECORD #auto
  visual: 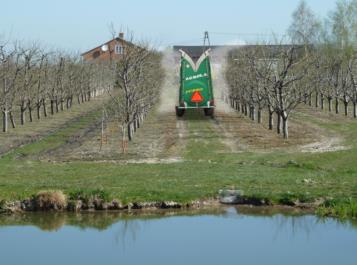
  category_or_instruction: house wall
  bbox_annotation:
[82,38,126,62]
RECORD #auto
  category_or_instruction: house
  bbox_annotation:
[81,33,129,62]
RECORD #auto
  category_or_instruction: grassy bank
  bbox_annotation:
[0,108,356,218]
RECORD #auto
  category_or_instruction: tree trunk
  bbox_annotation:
[20,108,26,125]
[9,112,16,128]
[43,100,47,117]
[2,111,8,132]
[320,94,324,110]
[251,106,255,121]
[20,101,26,125]
[68,96,73,108]
[257,109,262,123]
[50,100,55,115]
[55,99,59,113]
[268,110,274,130]
[344,101,348,116]
[133,118,137,132]
[335,98,339,114]
[308,93,312,106]
[315,92,319,108]
[77,95,81,105]
[282,117,289,139]
[277,112,282,134]
[127,122,132,141]
[328,97,332,112]
[353,102,357,118]
[36,103,41,120]
[28,107,33,122]
[20,110,25,125]
[60,99,64,111]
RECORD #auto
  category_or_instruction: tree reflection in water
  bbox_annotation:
[0,207,355,238]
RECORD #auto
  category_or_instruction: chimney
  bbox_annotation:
[119,32,124,39]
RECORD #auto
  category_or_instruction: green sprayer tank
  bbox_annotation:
[175,49,215,117]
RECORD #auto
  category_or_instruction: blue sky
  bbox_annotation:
[1,0,337,52]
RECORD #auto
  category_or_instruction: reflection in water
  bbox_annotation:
[0,208,226,232]
[0,207,356,265]
[114,219,143,249]
[0,206,355,236]
[227,207,316,239]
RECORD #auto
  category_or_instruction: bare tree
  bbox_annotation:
[17,44,40,124]
[348,56,357,118]
[1,42,109,133]
[0,43,21,132]
[226,43,312,139]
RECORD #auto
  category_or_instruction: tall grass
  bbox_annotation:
[317,198,357,219]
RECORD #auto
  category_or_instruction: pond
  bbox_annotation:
[0,207,356,265]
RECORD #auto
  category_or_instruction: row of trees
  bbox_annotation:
[105,34,164,151]
[225,0,357,139]
[0,33,165,151]
[0,42,107,132]
[226,44,310,139]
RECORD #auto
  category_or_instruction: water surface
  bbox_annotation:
[0,207,356,265]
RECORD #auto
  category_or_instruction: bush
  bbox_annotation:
[35,191,67,211]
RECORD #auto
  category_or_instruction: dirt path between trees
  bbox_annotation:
[0,97,106,157]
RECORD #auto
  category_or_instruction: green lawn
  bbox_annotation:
[0,108,356,218]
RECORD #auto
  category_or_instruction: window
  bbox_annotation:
[115,44,124,54]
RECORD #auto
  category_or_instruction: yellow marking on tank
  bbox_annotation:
[185,88,203,94]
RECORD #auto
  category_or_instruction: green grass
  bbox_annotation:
[317,198,357,219]
[4,110,100,159]
[68,188,112,202]
[0,108,356,218]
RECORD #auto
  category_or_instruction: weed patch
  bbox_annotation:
[68,188,112,203]
[317,198,357,219]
